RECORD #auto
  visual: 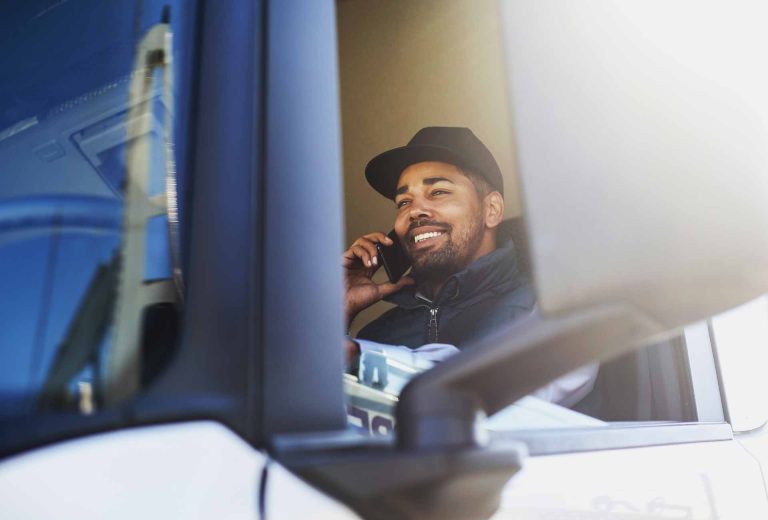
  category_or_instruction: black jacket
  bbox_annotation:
[356,233,535,349]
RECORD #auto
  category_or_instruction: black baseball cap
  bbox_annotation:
[365,126,504,200]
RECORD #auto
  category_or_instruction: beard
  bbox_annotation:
[407,213,486,285]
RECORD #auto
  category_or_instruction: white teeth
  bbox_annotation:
[414,231,443,243]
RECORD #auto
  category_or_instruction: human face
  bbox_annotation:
[393,161,487,282]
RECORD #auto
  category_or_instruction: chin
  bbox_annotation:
[412,251,463,279]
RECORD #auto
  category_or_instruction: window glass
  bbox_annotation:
[344,334,708,437]
[0,0,196,418]
[335,0,721,439]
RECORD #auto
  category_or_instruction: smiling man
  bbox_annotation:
[343,127,535,350]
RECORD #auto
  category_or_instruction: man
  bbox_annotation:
[343,126,597,407]
[344,126,534,351]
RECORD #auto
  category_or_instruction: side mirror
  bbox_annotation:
[503,1,768,328]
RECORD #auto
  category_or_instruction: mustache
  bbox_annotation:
[407,219,451,235]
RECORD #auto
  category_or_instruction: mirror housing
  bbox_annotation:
[503,1,768,328]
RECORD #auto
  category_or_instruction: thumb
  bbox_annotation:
[377,275,415,298]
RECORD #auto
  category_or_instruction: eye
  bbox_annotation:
[396,199,411,209]
[431,189,450,196]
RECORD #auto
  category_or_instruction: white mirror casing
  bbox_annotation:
[502,1,768,334]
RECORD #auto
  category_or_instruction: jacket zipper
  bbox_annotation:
[427,307,440,343]
[416,294,441,343]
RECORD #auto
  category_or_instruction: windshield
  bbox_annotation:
[0,1,193,418]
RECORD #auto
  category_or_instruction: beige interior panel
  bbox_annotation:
[337,0,521,332]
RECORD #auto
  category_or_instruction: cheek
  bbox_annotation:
[393,214,409,239]
[441,204,474,225]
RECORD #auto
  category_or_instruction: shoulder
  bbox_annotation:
[465,277,535,315]
[496,279,536,312]
[471,280,536,330]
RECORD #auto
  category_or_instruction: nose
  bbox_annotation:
[408,196,432,221]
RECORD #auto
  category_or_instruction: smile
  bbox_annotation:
[413,231,444,243]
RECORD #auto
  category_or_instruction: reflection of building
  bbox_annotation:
[108,24,177,405]
[0,23,178,413]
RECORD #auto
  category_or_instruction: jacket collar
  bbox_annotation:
[386,224,524,309]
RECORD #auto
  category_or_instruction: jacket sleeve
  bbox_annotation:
[357,339,460,364]
[531,363,600,407]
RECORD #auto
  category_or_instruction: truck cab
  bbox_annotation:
[3,1,768,519]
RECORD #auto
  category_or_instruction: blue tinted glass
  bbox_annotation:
[0,0,196,417]
[145,215,172,282]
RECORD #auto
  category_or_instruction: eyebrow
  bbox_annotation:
[395,177,455,196]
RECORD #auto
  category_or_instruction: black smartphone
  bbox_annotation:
[376,229,411,283]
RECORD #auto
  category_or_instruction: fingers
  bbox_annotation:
[351,244,377,268]
[362,232,394,246]
[394,274,415,290]
[343,232,394,268]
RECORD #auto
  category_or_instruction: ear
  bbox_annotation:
[483,191,504,229]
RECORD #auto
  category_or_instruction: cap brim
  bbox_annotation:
[365,144,471,200]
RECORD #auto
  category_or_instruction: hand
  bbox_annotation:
[342,232,414,325]
[345,336,360,365]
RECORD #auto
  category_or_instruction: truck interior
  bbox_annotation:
[336,0,699,426]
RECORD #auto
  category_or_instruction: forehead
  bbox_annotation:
[396,161,469,190]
